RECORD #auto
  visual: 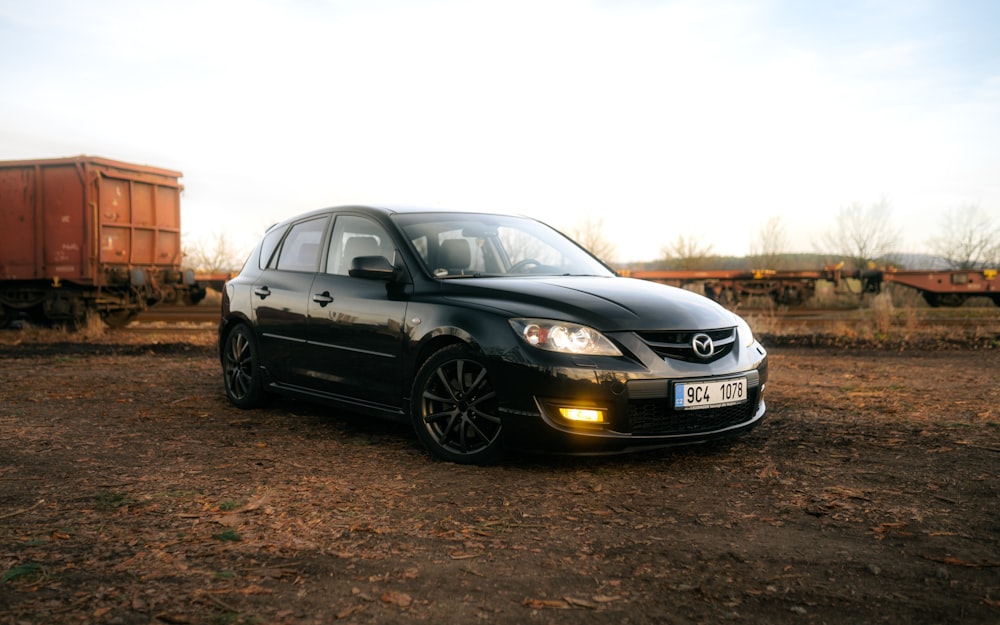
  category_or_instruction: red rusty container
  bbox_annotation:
[0,155,203,326]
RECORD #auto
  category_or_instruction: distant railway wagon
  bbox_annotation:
[624,266,1000,308]
[0,156,206,327]
[876,269,1000,307]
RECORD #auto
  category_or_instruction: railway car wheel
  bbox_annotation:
[101,310,138,328]
[921,292,940,307]
[938,294,967,307]
[223,324,267,409]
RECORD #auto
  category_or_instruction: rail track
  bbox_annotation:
[135,305,219,325]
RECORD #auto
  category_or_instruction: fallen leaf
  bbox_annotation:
[591,595,622,603]
[922,555,1000,568]
[336,604,368,619]
[523,598,569,609]
[564,596,599,609]
[381,591,413,607]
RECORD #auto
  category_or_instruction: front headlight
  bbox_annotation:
[510,318,622,356]
[734,315,755,347]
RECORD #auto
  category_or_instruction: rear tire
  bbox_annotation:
[222,324,267,408]
[411,344,505,465]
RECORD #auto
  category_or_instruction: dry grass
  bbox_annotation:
[870,292,894,335]
[744,293,1000,349]
[0,316,216,348]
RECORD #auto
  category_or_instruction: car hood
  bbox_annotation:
[438,276,737,331]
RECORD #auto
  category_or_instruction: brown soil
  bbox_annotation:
[1,325,998,624]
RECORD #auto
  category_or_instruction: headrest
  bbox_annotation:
[439,238,471,270]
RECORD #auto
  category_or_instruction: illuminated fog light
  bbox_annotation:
[559,407,605,423]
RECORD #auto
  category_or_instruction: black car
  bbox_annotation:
[219,205,768,464]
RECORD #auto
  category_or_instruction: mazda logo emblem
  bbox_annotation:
[691,333,714,359]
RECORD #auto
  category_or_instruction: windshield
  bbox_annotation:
[392,212,615,279]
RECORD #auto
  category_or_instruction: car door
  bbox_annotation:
[251,214,330,387]
[304,214,409,411]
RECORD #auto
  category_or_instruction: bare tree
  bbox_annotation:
[568,217,618,264]
[927,204,1000,269]
[661,233,715,270]
[816,197,902,270]
[184,232,245,274]
[749,215,789,269]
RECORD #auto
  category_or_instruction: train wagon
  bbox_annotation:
[624,266,999,308]
[0,155,206,327]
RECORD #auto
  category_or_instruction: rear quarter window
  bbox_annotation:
[258,224,289,270]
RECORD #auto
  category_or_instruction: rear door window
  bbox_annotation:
[273,216,329,272]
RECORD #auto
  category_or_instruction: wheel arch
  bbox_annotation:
[218,313,254,361]
[402,325,489,406]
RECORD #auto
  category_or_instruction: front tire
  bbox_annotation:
[411,344,505,465]
[222,324,267,408]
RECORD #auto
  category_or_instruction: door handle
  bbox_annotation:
[253,286,271,299]
[312,291,334,306]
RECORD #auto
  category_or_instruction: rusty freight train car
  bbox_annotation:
[624,267,1000,308]
[0,155,206,327]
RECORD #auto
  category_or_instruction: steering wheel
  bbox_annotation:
[508,258,541,273]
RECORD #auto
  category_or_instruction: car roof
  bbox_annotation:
[266,204,529,231]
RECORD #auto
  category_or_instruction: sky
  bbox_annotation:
[1,0,998,265]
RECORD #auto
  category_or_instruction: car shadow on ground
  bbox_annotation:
[260,393,759,472]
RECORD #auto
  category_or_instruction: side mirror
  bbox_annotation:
[349,255,398,280]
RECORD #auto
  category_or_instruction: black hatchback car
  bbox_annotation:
[219,205,768,464]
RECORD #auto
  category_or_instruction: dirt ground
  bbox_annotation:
[1,324,998,625]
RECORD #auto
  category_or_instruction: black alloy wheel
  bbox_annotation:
[222,324,267,408]
[411,344,504,465]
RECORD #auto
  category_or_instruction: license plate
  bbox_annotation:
[674,378,747,410]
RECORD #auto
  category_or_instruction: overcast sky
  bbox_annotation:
[2,0,998,263]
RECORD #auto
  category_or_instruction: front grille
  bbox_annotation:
[627,388,759,435]
[636,327,736,363]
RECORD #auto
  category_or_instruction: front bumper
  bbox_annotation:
[495,350,768,455]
